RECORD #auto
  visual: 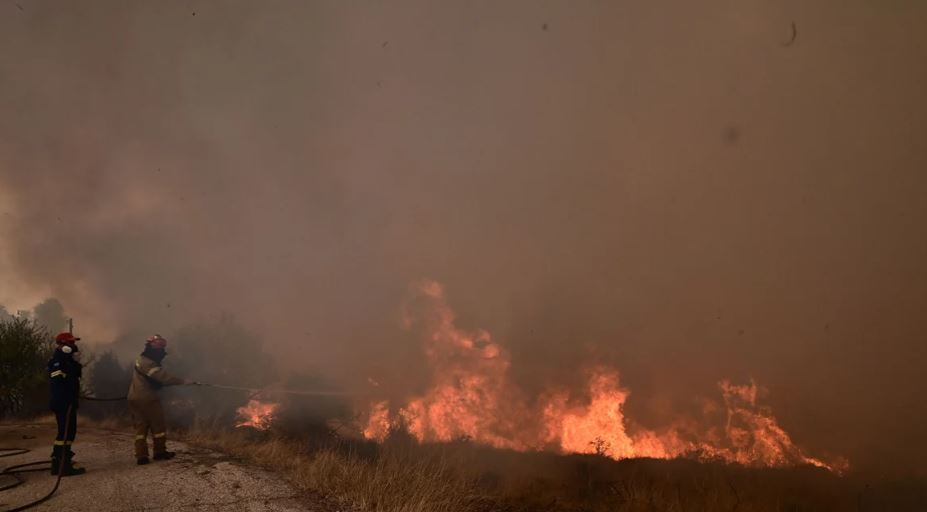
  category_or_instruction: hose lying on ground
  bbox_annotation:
[0,385,345,511]
[0,404,73,512]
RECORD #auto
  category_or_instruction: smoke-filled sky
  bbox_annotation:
[1,1,926,474]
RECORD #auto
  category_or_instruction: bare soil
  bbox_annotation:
[0,420,333,512]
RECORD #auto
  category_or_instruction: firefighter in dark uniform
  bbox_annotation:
[48,332,86,476]
[127,334,196,465]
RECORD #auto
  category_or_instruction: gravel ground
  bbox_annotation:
[1,422,330,511]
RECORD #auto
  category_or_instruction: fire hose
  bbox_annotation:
[0,384,348,511]
[0,394,123,512]
[0,403,74,512]
[198,383,352,397]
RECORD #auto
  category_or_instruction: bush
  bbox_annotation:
[82,350,133,420]
[32,298,69,334]
[273,372,352,448]
[161,314,277,425]
[0,316,54,419]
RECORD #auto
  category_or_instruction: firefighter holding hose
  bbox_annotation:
[127,334,197,465]
[48,332,86,476]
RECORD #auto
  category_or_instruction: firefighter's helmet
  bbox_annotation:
[55,332,80,344]
[146,334,167,349]
[55,332,80,353]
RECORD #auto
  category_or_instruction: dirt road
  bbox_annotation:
[1,421,326,511]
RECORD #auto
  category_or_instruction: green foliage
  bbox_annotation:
[0,315,54,419]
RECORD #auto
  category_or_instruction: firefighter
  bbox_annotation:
[48,332,86,476]
[127,334,196,465]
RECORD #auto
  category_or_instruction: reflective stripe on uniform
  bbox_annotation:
[137,357,163,377]
[50,370,67,378]
[54,440,66,446]
[153,432,167,438]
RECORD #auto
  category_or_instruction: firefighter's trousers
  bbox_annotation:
[128,399,167,458]
[51,405,77,459]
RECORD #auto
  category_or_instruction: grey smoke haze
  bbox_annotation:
[1,1,926,475]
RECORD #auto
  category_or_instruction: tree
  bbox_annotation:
[87,350,131,397]
[0,316,54,419]
[83,350,132,419]
[33,298,69,334]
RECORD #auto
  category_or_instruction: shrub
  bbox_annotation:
[82,349,133,419]
[162,314,277,425]
[0,316,54,419]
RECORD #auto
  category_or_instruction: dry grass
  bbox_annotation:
[182,425,480,512]
[176,423,927,512]
[17,412,923,511]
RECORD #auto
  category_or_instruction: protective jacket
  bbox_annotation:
[48,349,82,411]
[127,349,184,402]
[127,346,183,459]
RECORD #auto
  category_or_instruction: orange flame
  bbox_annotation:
[363,280,846,472]
[235,399,279,430]
[363,400,391,440]
[539,367,674,459]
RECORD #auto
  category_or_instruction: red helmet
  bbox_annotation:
[146,334,167,349]
[55,332,80,344]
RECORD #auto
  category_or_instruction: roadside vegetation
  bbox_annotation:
[179,422,925,512]
[4,304,924,511]
[0,315,54,419]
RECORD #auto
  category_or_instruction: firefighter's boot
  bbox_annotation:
[50,445,63,475]
[134,430,150,462]
[58,451,86,476]
[152,434,175,460]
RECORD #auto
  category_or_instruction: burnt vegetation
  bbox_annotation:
[184,420,926,512]
[3,301,926,510]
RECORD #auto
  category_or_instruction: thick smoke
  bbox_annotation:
[1,1,925,476]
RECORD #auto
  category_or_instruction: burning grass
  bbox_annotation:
[170,281,926,510]
[361,281,847,472]
[179,423,925,512]
[71,279,922,509]
[61,409,923,511]
[235,398,280,429]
